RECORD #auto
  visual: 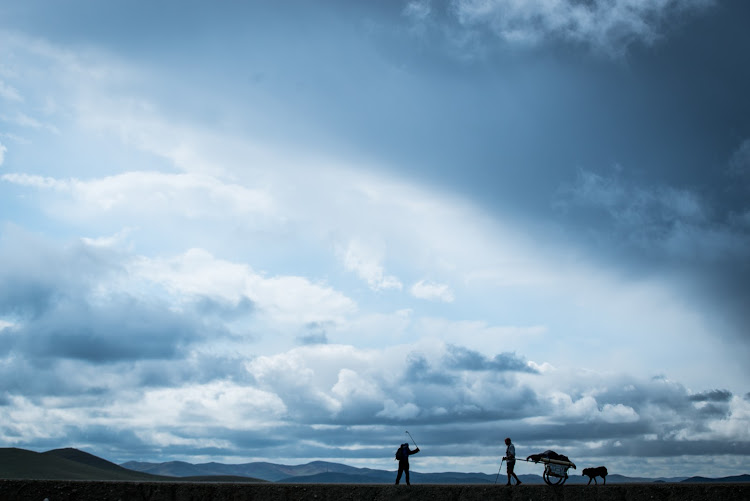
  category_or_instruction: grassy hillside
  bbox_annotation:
[0,447,170,481]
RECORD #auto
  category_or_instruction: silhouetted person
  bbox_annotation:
[503,437,522,486]
[395,442,420,485]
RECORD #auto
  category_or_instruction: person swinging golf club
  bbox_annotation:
[395,432,420,485]
[503,437,522,486]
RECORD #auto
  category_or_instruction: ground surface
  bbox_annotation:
[1,480,748,501]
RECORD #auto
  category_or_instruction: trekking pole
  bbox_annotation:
[494,458,504,484]
[405,431,419,449]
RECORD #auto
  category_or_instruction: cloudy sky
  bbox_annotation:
[1,0,749,479]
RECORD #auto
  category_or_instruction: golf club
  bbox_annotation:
[405,431,418,449]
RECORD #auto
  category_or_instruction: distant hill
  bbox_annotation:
[0,448,266,482]
[681,474,750,483]
[0,448,170,481]
[607,474,689,484]
[278,471,392,483]
[120,460,211,478]
[122,458,384,482]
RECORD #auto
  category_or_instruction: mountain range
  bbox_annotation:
[2,448,748,485]
[124,458,740,485]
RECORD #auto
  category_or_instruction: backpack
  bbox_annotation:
[395,446,404,461]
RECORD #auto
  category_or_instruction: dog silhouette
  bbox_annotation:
[582,466,608,485]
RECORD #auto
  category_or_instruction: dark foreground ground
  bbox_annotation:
[1,480,748,501]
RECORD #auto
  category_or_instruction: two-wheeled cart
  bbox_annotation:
[525,456,576,485]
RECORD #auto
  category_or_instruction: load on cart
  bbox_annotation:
[525,450,576,485]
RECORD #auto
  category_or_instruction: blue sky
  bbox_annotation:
[1,0,749,478]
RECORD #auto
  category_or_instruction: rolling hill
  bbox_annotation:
[122,458,387,482]
[681,474,750,483]
[0,448,265,482]
[0,447,170,481]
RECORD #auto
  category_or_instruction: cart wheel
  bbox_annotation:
[543,471,567,486]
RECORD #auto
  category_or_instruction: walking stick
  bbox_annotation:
[494,458,504,484]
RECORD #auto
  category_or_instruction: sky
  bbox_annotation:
[0,0,748,479]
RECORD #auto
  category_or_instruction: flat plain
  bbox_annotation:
[2,480,749,501]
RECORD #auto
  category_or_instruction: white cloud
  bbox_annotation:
[130,248,356,326]
[453,0,714,55]
[410,279,455,302]
[1,173,62,189]
[2,170,274,218]
[338,239,402,291]
[377,399,420,419]
[81,227,137,248]
[331,368,383,402]
[125,382,288,429]
[0,142,5,166]
[600,403,640,423]
[698,396,750,441]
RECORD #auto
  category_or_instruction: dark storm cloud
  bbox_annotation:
[444,345,538,373]
[555,167,718,251]
[403,346,536,387]
[404,353,455,385]
[0,231,183,364]
[695,403,731,419]
[5,300,201,363]
[17,425,149,459]
[513,421,651,444]
[688,389,733,403]
[0,351,254,403]
[0,356,108,398]
[554,164,750,347]
[0,276,57,319]
[591,439,750,458]
[133,355,256,389]
[0,231,120,319]
[399,1,750,357]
